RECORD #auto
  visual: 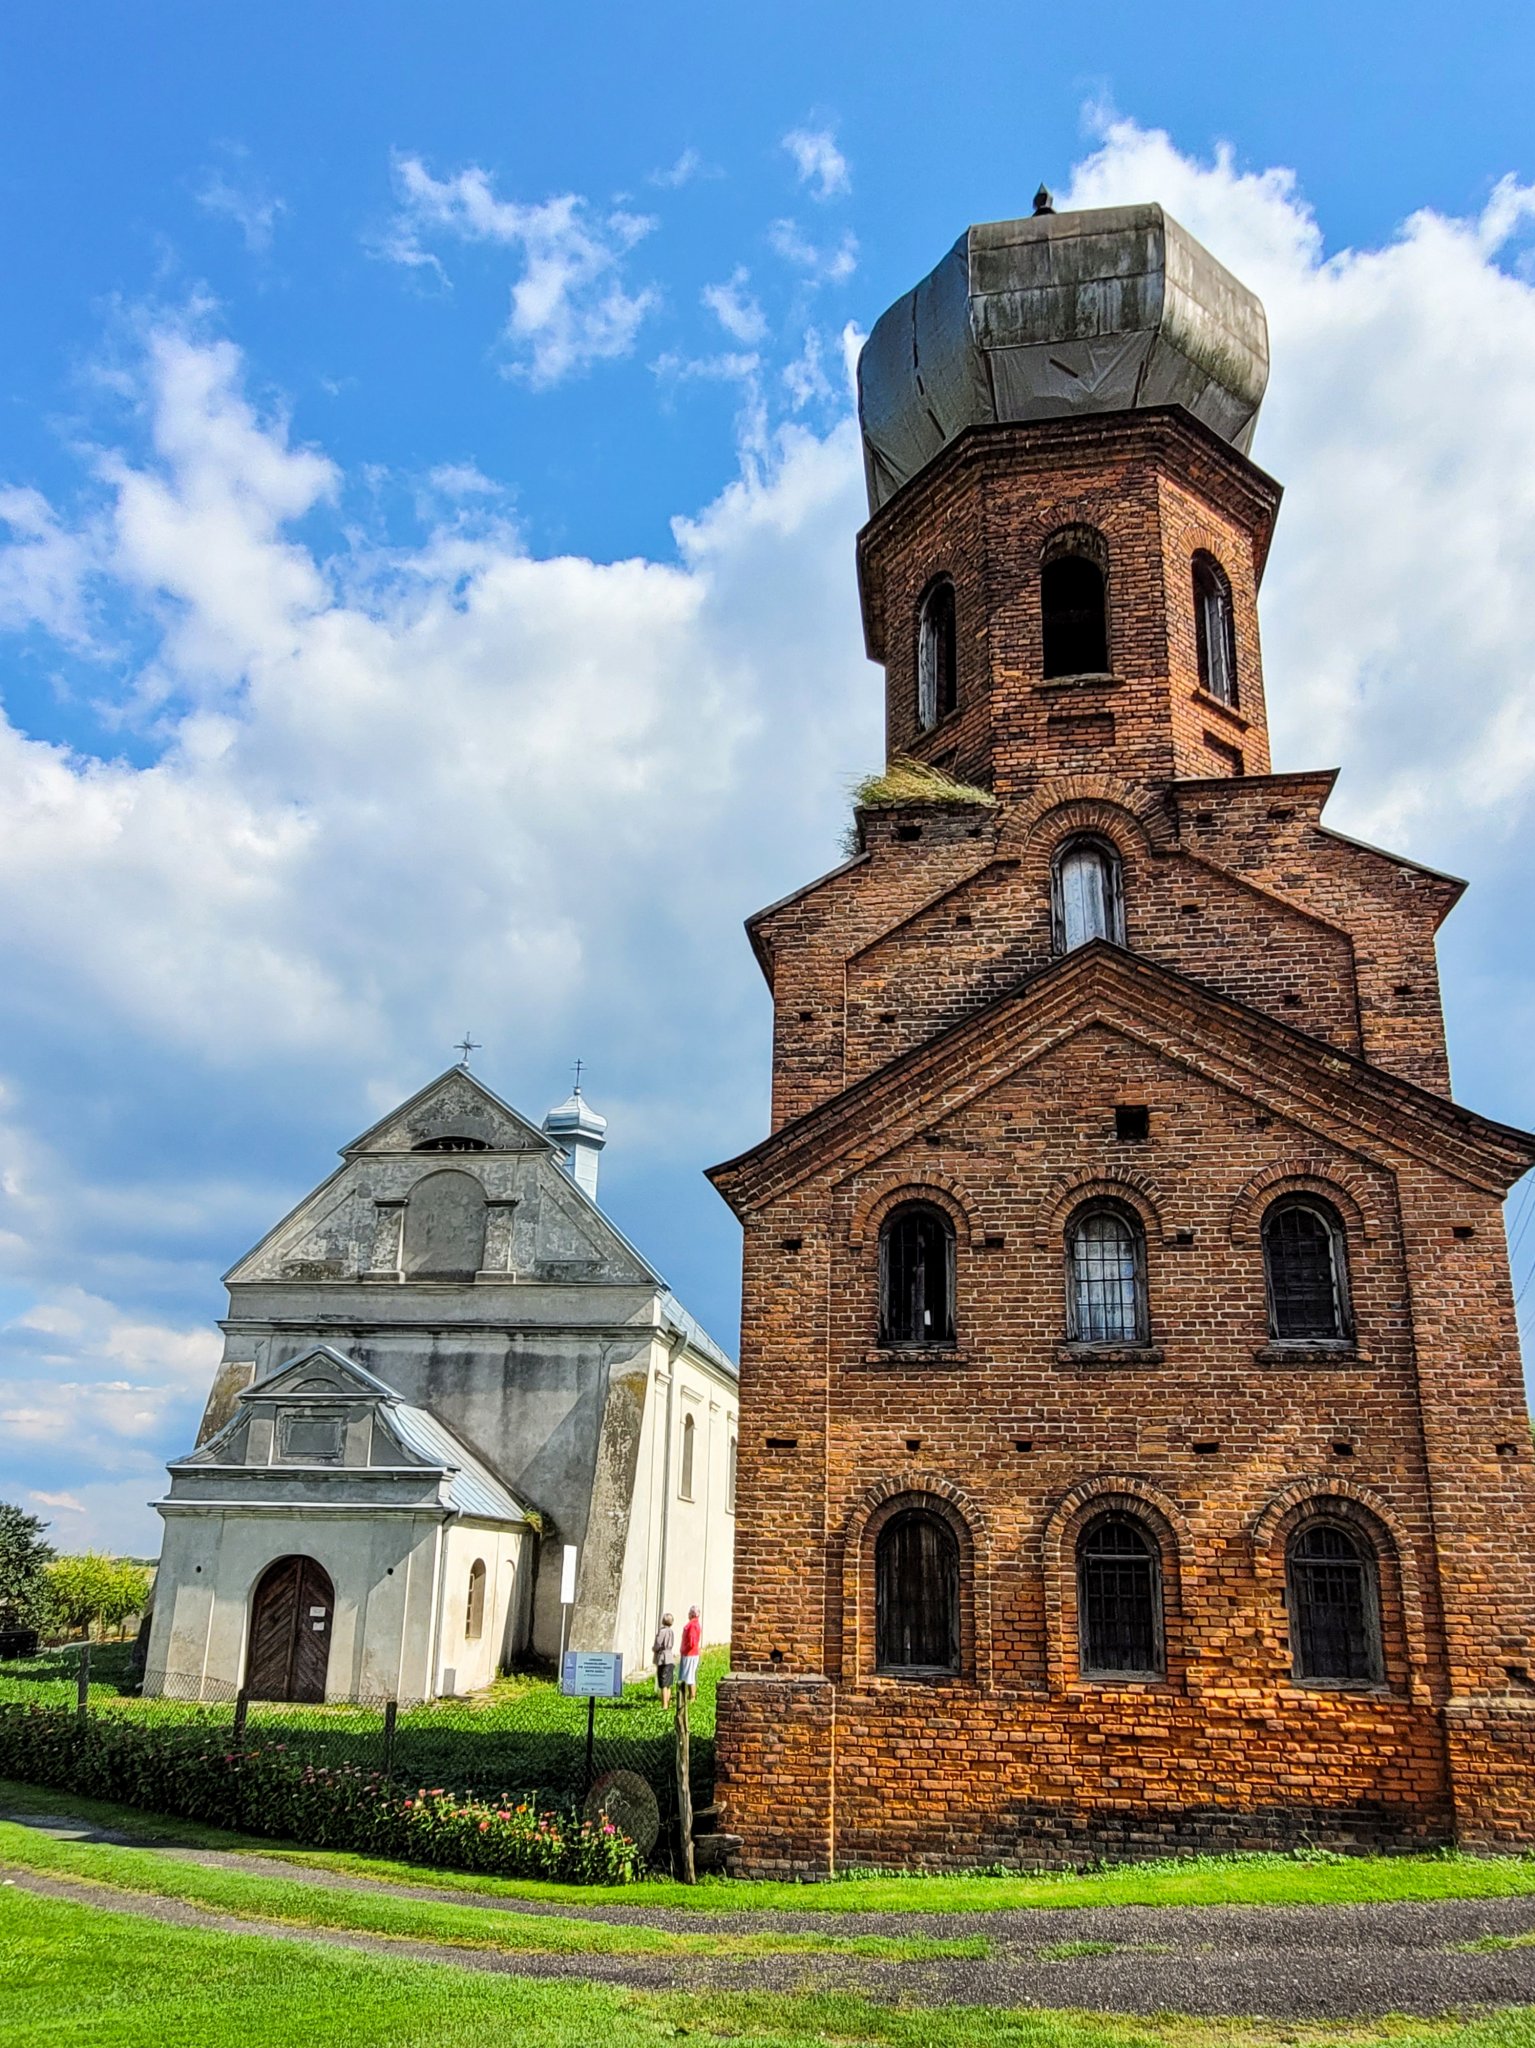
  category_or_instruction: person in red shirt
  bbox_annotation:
[678,1606,702,1700]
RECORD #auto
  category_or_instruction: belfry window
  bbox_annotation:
[1286,1520,1383,1685]
[1194,553,1238,706]
[875,1509,960,1674]
[1077,1514,1163,1678]
[1066,1201,1148,1346]
[1263,1197,1351,1342]
[1052,836,1124,952]
[1041,531,1109,678]
[917,577,958,730]
[878,1202,956,1346]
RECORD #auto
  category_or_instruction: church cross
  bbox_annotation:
[572,1056,584,1095]
[454,1032,481,1067]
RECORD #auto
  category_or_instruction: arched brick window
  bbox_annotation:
[1286,1518,1383,1685]
[464,1558,486,1641]
[1077,1513,1163,1677]
[1263,1196,1352,1342]
[1051,834,1124,952]
[1193,551,1238,707]
[917,576,957,730]
[1065,1200,1148,1345]
[878,1201,956,1346]
[1041,529,1109,678]
[875,1509,960,1674]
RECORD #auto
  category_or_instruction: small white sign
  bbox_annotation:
[559,1544,578,1605]
[561,1650,623,1698]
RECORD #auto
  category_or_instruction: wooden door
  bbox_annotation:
[246,1555,335,1701]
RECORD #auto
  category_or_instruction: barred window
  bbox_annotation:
[1066,1201,1148,1345]
[917,577,958,730]
[875,1509,960,1674]
[1193,553,1238,707]
[1263,1197,1351,1341]
[1077,1514,1163,1677]
[1052,835,1124,952]
[1287,1520,1383,1685]
[879,1202,956,1347]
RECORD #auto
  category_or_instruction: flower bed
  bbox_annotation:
[0,1702,643,1883]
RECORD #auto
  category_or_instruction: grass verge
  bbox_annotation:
[8,1888,1535,2048]
[0,1822,983,1962]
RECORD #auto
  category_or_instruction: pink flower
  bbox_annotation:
[479,1820,490,1831]
[403,1799,414,1808]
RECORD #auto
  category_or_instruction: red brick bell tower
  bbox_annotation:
[709,202,1535,1874]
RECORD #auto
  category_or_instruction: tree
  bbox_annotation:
[43,1553,151,1641]
[0,1503,54,1634]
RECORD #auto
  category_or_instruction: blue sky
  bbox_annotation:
[4,1,1535,1552]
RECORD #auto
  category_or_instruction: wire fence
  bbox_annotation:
[0,1640,713,1868]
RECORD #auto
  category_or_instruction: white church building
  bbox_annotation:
[143,1067,738,1703]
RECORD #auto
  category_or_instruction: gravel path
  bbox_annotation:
[6,1810,1535,2020]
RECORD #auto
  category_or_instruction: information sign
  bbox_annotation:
[561,1650,623,1699]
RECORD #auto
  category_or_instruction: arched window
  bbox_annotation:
[1066,1202,1148,1346]
[1051,835,1124,952]
[1263,1197,1352,1342]
[726,1436,738,1514]
[878,1201,956,1346]
[917,577,958,730]
[875,1509,960,1673]
[1041,532,1109,678]
[1286,1519,1383,1684]
[412,1134,491,1153]
[680,1413,696,1499]
[1193,553,1238,707]
[465,1559,486,1641]
[1077,1514,1163,1677]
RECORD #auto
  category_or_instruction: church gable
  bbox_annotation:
[343,1067,552,1158]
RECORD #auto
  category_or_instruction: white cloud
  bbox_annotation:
[702,269,768,346]
[649,148,712,190]
[195,162,286,254]
[30,1490,85,1514]
[0,486,98,647]
[768,219,858,283]
[782,126,850,202]
[382,156,660,386]
[426,463,502,499]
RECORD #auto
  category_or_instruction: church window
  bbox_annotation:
[1263,1197,1351,1342]
[916,577,958,730]
[402,1169,487,1281]
[1193,552,1239,707]
[1052,835,1124,952]
[878,1202,956,1347]
[875,1509,960,1674]
[1041,529,1109,678]
[465,1559,486,1641]
[1286,1519,1383,1684]
[412,1135,491,1153]
[1066,1201,1148,1345]
[726,1435,738,1514]
[1077,1514,1164,1677]
[680,1413,696,1500]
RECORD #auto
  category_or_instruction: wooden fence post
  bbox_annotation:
[75,1641,91,1723]
[674,1689,695,1884]
[232,1690,249,1744]
[382,1699,398,1784]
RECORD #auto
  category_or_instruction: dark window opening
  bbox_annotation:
[1066,1201,1149,1346]
[879,1202,956,1346]
[1287,1520,1383,1684]
[875,1509,960,1674]
[1042,552,1108,677]
[1052,835,1125,952]
[1193,552,1239,706]
[465,1559,486,1641]
[917,578,958,730]
[412,1135,492,1153]
[1077,1514,1163,1677]
[1263,1197,1351,1342]
[1114,1105,1150,1143]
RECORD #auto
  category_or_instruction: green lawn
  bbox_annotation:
[5,1887,1535,2048]
[6,1781,1535,1919]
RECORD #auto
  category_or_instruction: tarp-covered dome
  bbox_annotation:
[857,203,1269,514]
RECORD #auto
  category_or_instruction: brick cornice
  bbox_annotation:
[708,941,1535,1213]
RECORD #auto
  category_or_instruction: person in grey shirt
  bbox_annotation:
[652,1613,676,1709]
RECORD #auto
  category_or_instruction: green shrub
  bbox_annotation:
[0,1703,642,1884]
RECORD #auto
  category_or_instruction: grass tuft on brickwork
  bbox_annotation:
[851,755,998,811]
